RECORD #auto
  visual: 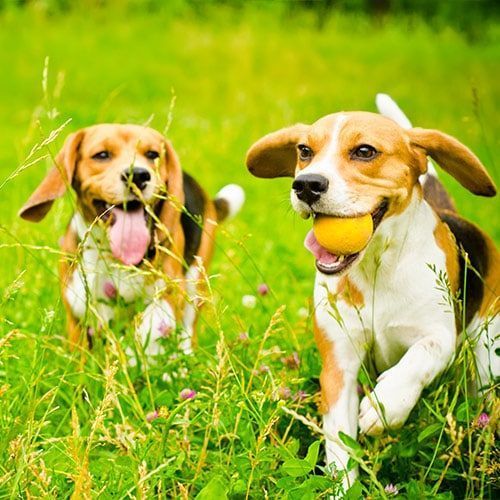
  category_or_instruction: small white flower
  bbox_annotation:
[180,388,197,400]
[125,347,138,368]
[242,294,257,309]
[146,410,159,422]
[298,307,309,319]
[384,484,399,495]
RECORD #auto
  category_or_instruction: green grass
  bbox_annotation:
[0,3,499,498]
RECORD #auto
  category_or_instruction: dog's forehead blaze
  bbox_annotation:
[81,124,165,154]
[305,113,343,150]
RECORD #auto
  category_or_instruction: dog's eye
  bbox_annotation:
[297,144,314,161]
[351,144,378,161]
[92,151,111,161]
[145,150,160,160]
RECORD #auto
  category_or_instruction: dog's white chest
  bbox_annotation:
[314,199,456,372]
[64,215,149,320]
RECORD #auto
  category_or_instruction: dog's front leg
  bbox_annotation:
[315,318,363,492]
[135,298,177,361]
[472,315,500,392]
[137,232,192,358]
[359,327,455,436]
[60,226,116,350]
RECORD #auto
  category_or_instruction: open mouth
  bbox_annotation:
[92,199,146,222]
[305,200,389,275]
[92,198,152,266]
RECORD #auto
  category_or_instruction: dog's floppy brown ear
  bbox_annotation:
[19,131,84,222]
[156,140,185,275]
[160,140,185,225]
[408,128,496,197]
[246,124,309,178]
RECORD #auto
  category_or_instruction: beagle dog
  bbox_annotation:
[19,124,244,359]
[246,96,498,488]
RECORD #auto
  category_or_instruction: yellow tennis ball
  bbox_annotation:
[313,214,373,255]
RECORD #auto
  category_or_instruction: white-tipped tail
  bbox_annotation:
[376,93,438,179]
[215,184,245,219]
[376,93,413,129]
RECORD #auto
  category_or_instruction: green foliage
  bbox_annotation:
[196,475,228,499]
[1,0,499,40]
[0,3,498,498]
[282,440,321,477]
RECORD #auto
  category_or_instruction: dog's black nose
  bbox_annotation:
[292,174,329,205]
[121,167,151,191]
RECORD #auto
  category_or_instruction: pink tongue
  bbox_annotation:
[108,207,151,265]
[304,230,339,265]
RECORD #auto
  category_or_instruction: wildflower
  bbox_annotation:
[477,412,490,428]
[278,386,292,399]
[238,331,249,342]
[294,390,308,401]
[102,281,116,299]
[242,294,257,308]
[252,364,270,376]
[257,283,269,296]
[125,347,138,368]
[281,351,300,370]
[146,410,159,422]
[298,307,308,319]
[180,388,197,400]
[158,320,172,337]
[384,484,399,495]
[103,281,117,299]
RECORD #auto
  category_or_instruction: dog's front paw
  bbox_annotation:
[358,368,421,436]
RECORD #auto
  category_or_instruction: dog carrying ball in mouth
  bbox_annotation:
[246,94,498,491]
[312,213,373,255]
[306,213,374,275]
[19,123,244,359]
[303,198,389,275]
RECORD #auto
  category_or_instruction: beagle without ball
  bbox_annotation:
[20,124,244,358]
[246,95,498,488]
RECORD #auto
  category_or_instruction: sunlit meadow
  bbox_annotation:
[0,2,499,498]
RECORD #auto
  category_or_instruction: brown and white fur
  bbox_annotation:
[20,124,244,359]
[246,95,498,489]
